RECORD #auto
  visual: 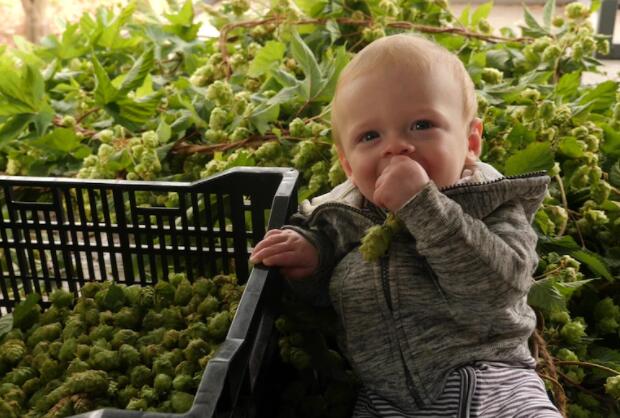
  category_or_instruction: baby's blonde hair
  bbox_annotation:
[331,34,478,146]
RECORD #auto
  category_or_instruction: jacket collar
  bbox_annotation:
[301,161,548,223]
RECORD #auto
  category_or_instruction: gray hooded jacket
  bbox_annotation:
[285,163,550,413]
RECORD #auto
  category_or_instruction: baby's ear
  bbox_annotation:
[465,118,483,165]
[337,147,354,179]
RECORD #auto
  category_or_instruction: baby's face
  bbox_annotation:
[335,65,481,204]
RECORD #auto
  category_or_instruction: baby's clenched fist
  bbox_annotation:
[373,156,429,212]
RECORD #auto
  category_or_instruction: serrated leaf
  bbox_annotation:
[572,250,613,281]
[119,48,155,94]
[538,234,581,252]
[0,62,42,114]
[523,6,546,33]
[248,41,286,78]
[13,293,41,331]
[556,71,581,99]
[542,0,556,29]
[105,94,161,131]
[601,123,620,158]
[272,68,299,88]
[250,103,280,135]
[267,85,305,106]
[504,141,554,176]
[33,127,81,153]
[0,114,34,145]
[290,31,323,100]
[471,1,493,26]
[314,46,348,103]
[609,161,620,187]
[165,0,193,26]
[294,0,328,17]
[108,149,132,171]
[458,4,471,25]
[578,80,618,112]
[528,278,566,311]
[97,2,136,49]
[558,136,585,158]
[326,19,341,44]
[0,314,13,339]
[93,56,119,105]
[555,278,595,299]
[157,118,172,143]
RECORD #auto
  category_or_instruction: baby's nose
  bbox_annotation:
[383,136,415,156]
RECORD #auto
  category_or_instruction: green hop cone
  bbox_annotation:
[481,68,503,84]
[360,224,391,262]
[565,2,589,19]
[359,213,403,262]
[605,375,620,400]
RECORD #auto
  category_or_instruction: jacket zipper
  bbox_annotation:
[438,170,547,193]
[380,254,425,407]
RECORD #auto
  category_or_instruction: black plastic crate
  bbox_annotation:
[0,167,299,418]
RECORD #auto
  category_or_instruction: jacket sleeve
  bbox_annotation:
[279,212,337,307]
[395,181,539,307]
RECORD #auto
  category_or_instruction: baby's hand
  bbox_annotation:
[374,156,429,212]
[249,229,319,280]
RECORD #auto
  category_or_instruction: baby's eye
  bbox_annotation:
[360,131,380,142]
[411,120,433,130]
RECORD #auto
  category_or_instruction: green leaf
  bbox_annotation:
[97,2,136,49]
[105,94,161,131]
[157,119,172,143]
[505,123,536,150]
[0,62,43,114]
[558,137,585,158]
[523,6,546,33]
[119,48,155,94]
[108,149,132,171]
[542,0,556,29]
[325,19,341,44]
[294,0,327,17]
[165,0,193,26]
[314,46,348,103]
[272,68,299,88]
[572,250,613,281]
[578,80,618,113]
[471,1,493,26]
[555,72,581,99]
[0,114,34,145]
[601,123,620,158]
[458,4,471,26]
[250,103,280,135]
[504,141,554,176]
[290,31,323,100]
[248,41,286,78]
[555,278,595,299]
[590,0,602,13]
[267,85,305,106]
[93,56,119,105]
[609,160,620,187]
[33,128,81,153]
[528,278,566,311]
[0,314,13,340]
[13,293,41,331]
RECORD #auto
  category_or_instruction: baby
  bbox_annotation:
[251,34,561,417]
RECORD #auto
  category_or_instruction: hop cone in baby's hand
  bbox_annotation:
[359,213,403,262]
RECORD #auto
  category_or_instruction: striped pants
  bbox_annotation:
[353,362,563,418]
